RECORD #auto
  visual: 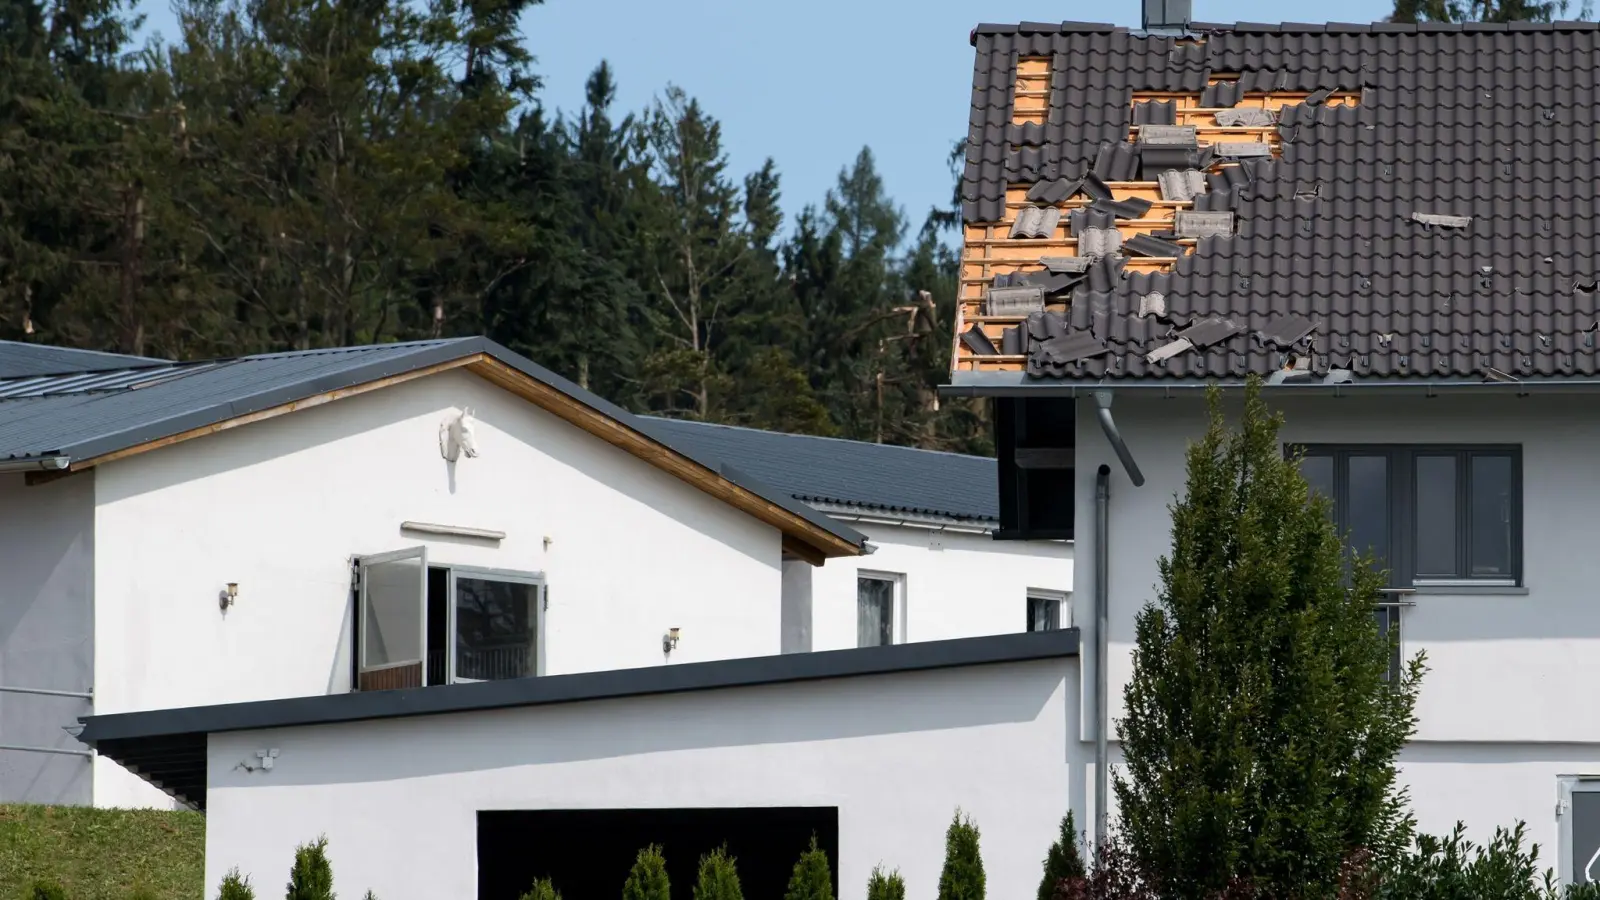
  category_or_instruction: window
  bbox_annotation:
[356,551,544,691]
[1294,445,1521,587]
[1026,590,1068,632]
[857,573,904,648]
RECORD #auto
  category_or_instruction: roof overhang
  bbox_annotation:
[78,630,1081,810]
[941,371,1600,399]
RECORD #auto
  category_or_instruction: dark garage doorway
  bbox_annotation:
[477,807,839,900]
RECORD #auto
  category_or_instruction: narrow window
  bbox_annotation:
[454,574,541,682]
[856,574,901,648]
[1026,590,1067,632]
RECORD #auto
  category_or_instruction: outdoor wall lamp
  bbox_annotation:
[663,627,681,654]
[220,582,238,611]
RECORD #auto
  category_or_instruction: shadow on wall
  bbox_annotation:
[212,661,1073,790]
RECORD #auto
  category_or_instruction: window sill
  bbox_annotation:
[1410,584,1529,596]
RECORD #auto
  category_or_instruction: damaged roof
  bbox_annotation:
[640,418,999,525]
[961,20,1600,383]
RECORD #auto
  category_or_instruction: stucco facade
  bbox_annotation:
[1072,389,1600,863]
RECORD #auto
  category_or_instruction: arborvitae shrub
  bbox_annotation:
[937,810,985,900]
[30,881,67,900]
[783,835,834,900]
[1038,812,1088,900]
[622,845,670,900]
[865,865,905,900]
[217,868,255,900]
[285,835,335,900]
[519,877,561,900]
[692,845,744,900]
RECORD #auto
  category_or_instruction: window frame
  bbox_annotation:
[1558,775,1600,888]
[1026,589,1070,632]
[443,565,547,685]
[1289,443,1523,588]
[856,570,907,648]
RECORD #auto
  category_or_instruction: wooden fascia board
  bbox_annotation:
[466,356,860,563]
[72,356,479,471]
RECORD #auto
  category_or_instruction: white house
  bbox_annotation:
[944,14,1600,889]
[0,337,867,809]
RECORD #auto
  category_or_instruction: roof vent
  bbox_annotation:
[1142,0,1191,32]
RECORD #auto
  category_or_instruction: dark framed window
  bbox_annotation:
[1292,445,1522,587]
[1026,591,1067,632]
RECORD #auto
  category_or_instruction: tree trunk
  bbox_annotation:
[118,184,146,356]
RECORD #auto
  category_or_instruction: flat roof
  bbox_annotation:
[77,630,1080,810]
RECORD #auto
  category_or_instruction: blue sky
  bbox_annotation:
[132,0,1396,239]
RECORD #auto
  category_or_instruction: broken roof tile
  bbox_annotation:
[1027,176,1084,205]
[1177,315,1245,348]
[1213,142,1274,159]
[986,284,1046,316]
[1035,331,1111,366]
[1137,291,1168,318]
[1008,206,1062,239]
[1125,234,1186,258]
[1174,210,1235,238]
[1137,125,1198,147]
[1041,256,1092,274]
[1411,212,1473,228]
[1158,169,1208,202]
[1214,108,1278,127]
[1256,313,1318,348]
[1090,197,1154,220]
[1077,227,1122,259]
[961,326,998,355]
[1146,337,1195,364]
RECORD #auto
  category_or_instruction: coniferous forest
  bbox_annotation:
[0,0,992,453]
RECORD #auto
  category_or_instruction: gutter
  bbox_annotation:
[1093,392,1144,487]
[808,503,997,536]
[0,455,70,474]
[1094,464,1111,849]
[940,375,1600,399]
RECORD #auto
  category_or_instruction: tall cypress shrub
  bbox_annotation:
[1115,379,1424,899]
[1037,812,1086,900]
[692,845,744,900]
[937,810,985,900]
[285,836,335,900]
[217,868,254,900]
[784,835,834,900]
[622,845,670,900]
[520,877,561,900]
[866,865,905,900]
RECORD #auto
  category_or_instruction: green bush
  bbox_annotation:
[622,845,670,900]
[216,869,253,900]
[938,810,985,900]
[1371,821,1600,900]
[30,882,67,900]
[1038,812,1087,900]
[865,865,905,900]
[518,877,560,900]
[783,835,833,900]
[692,845,743,900]
[285,836,334,900]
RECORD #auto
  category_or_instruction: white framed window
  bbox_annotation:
[1559,776,1600,888]
[857,571,906,648]
[355,552,544,691]
[1027,589,1069,632]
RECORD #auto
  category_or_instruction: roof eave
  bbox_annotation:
[940,372,1600,398]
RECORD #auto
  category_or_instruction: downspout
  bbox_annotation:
[1094,463,1111,850]
[1093,391,1144,486]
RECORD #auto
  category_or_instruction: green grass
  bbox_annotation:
[0,804,205,900]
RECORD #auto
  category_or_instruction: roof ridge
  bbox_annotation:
[642,415,996,463]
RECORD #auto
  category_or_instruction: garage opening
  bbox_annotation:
[477,807,839,900]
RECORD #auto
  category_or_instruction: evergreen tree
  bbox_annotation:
[866,865,906,900]
[622,844,670,900]
[1114,378,1424,899]
[783,835,834,900]
[937,810,986,900]
[1390,0,1590,21]
[1037,812,1086,900]
[519,877,561,900]
[285,835,335,900]
[217,867,255,900]
[692,844,744,900]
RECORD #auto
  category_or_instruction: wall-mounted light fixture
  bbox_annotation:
[219,583,238,612]
[662,627,681,654]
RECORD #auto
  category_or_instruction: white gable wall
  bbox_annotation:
[1073,390,1600,855]
[808,523,1074,651]
[90,369,785,807]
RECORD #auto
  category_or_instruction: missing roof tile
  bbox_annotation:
[985,284,1046,316]
[1411,212,1473,229]
[1174,210,1235,238]
[961,326,999,355]
[1214,108,1278,127]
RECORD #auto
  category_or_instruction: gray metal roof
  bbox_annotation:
[638,418,999,524]
[77,629,1080,809]
[0,340,168,379]
[0,337,863,549]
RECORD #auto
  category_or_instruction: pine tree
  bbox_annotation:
[1390,0,1590,22]
[783,835,834,900]
[622,844,670,900]
[692,844,744,900]
[1114,378,1424,899]
[1037,812,1086,900]
[937,810,986,900]
[285,835,335,900]
[217,868,254,900]
[866,865,906,900]
[519,877,561,900]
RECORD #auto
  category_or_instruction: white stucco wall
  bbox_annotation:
[90,369,786,807]
[1073,390,1600,855]
[203,657,1087,900]
[808,522,1074,651]
[0,471,95,804]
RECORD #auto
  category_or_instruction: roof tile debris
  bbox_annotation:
[1411,212,1473,229]
[1009,206,1062,239]
[1214,108,1278,127]
[985,284,1046,316]
[1158,169,1208,202]
[1125,234,1185,258]
[1077,227,1123,258]
[1174,210,1235,238]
